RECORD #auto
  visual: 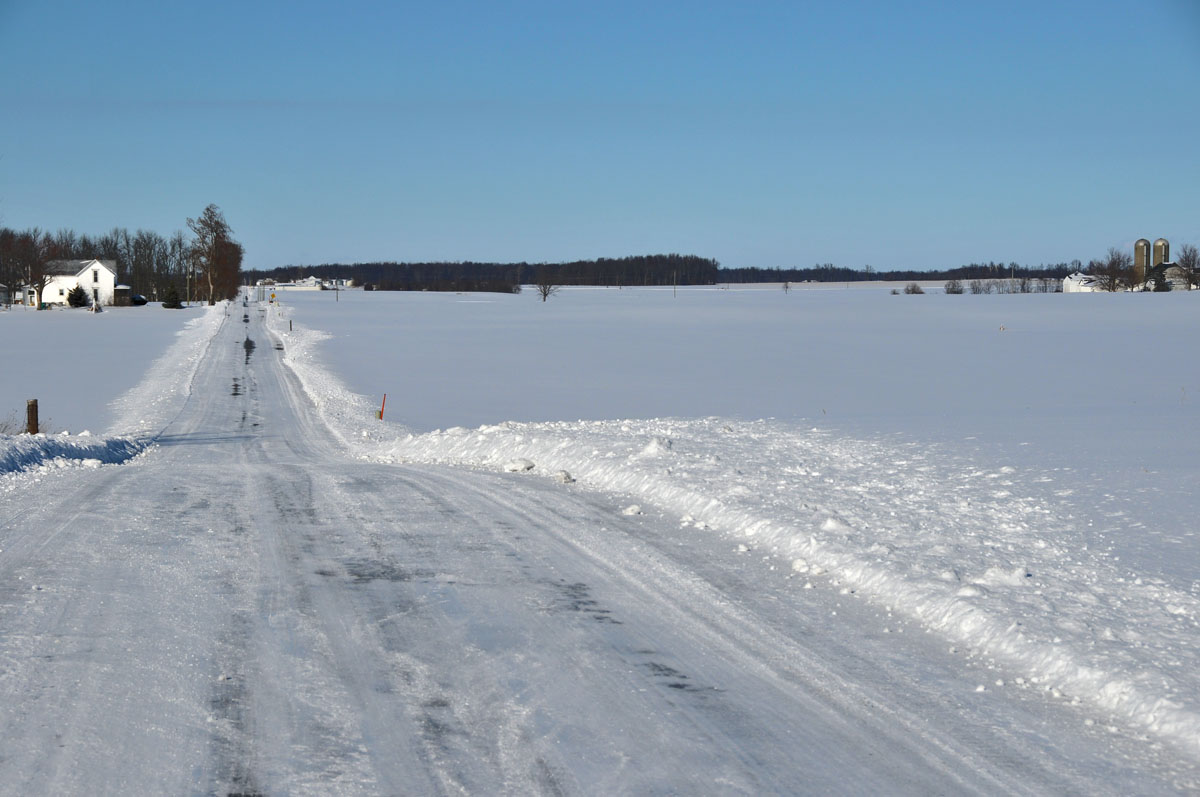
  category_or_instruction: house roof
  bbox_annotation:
[1146,262,1186,280]
[45,259,118,276]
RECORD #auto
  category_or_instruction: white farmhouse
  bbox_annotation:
[41,259,119,306]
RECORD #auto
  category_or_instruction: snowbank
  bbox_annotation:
[107,304,227,437]
[0,432,145,475]
[378,419,1200,753]
[265,297,1200,758]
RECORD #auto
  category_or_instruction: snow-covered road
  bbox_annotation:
[0,302,1193,794]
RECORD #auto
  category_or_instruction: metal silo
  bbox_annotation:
[1135,239,1151,284]
[1154,238,1170,268]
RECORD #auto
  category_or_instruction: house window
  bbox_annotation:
[93,289,99,302]
[59,288,65,296]
[93,270,99,283]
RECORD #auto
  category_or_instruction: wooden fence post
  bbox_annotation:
[26,399,38,434]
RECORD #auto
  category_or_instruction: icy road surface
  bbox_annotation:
[0,305,1191,794]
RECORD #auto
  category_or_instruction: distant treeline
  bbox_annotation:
[724,261,1081,283]
[246,254,721,292]
[246,255,1083,293]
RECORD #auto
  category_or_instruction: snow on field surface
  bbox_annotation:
[0,304,222,476]
[265,286,1200,759]
[0,304,215,434]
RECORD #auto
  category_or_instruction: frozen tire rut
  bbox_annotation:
[0,302,1193,794]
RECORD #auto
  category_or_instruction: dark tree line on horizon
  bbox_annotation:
[722,261,1081,284]
[247,255,1081,293]
[245,254,722,292]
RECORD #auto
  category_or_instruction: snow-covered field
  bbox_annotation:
[264,286,1200,762]
[0,303,221,473]
[0,303,214,434]
[2,284,1198,789]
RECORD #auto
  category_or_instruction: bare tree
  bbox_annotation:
[6,228,50,306]
[214,237,244,300]
[534,268,559,302]
[50,228,80,259]
[1089,247,1134,292]
[187,204,240,304]
[166,230,190,301]
[128,229,165,296]
[1175,243,1199,290]
[0,228,19,304]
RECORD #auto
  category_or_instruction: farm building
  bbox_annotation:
[41,260,119,306]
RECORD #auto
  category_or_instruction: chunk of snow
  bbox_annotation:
[637,437,673,457]
[820,517,851,534]
[976,566,1032,587]
[503,459,535,472]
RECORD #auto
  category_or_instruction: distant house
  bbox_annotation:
[10,284,39,305]
[1062,272,1100,293]
[1145,262,1191,292]
[281,276,326,291]
[41,259,119,306]
[0,283,8,305]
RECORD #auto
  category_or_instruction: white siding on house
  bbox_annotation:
[40,260,118,306]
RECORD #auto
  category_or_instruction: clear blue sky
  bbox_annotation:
[1,0,1197,271]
